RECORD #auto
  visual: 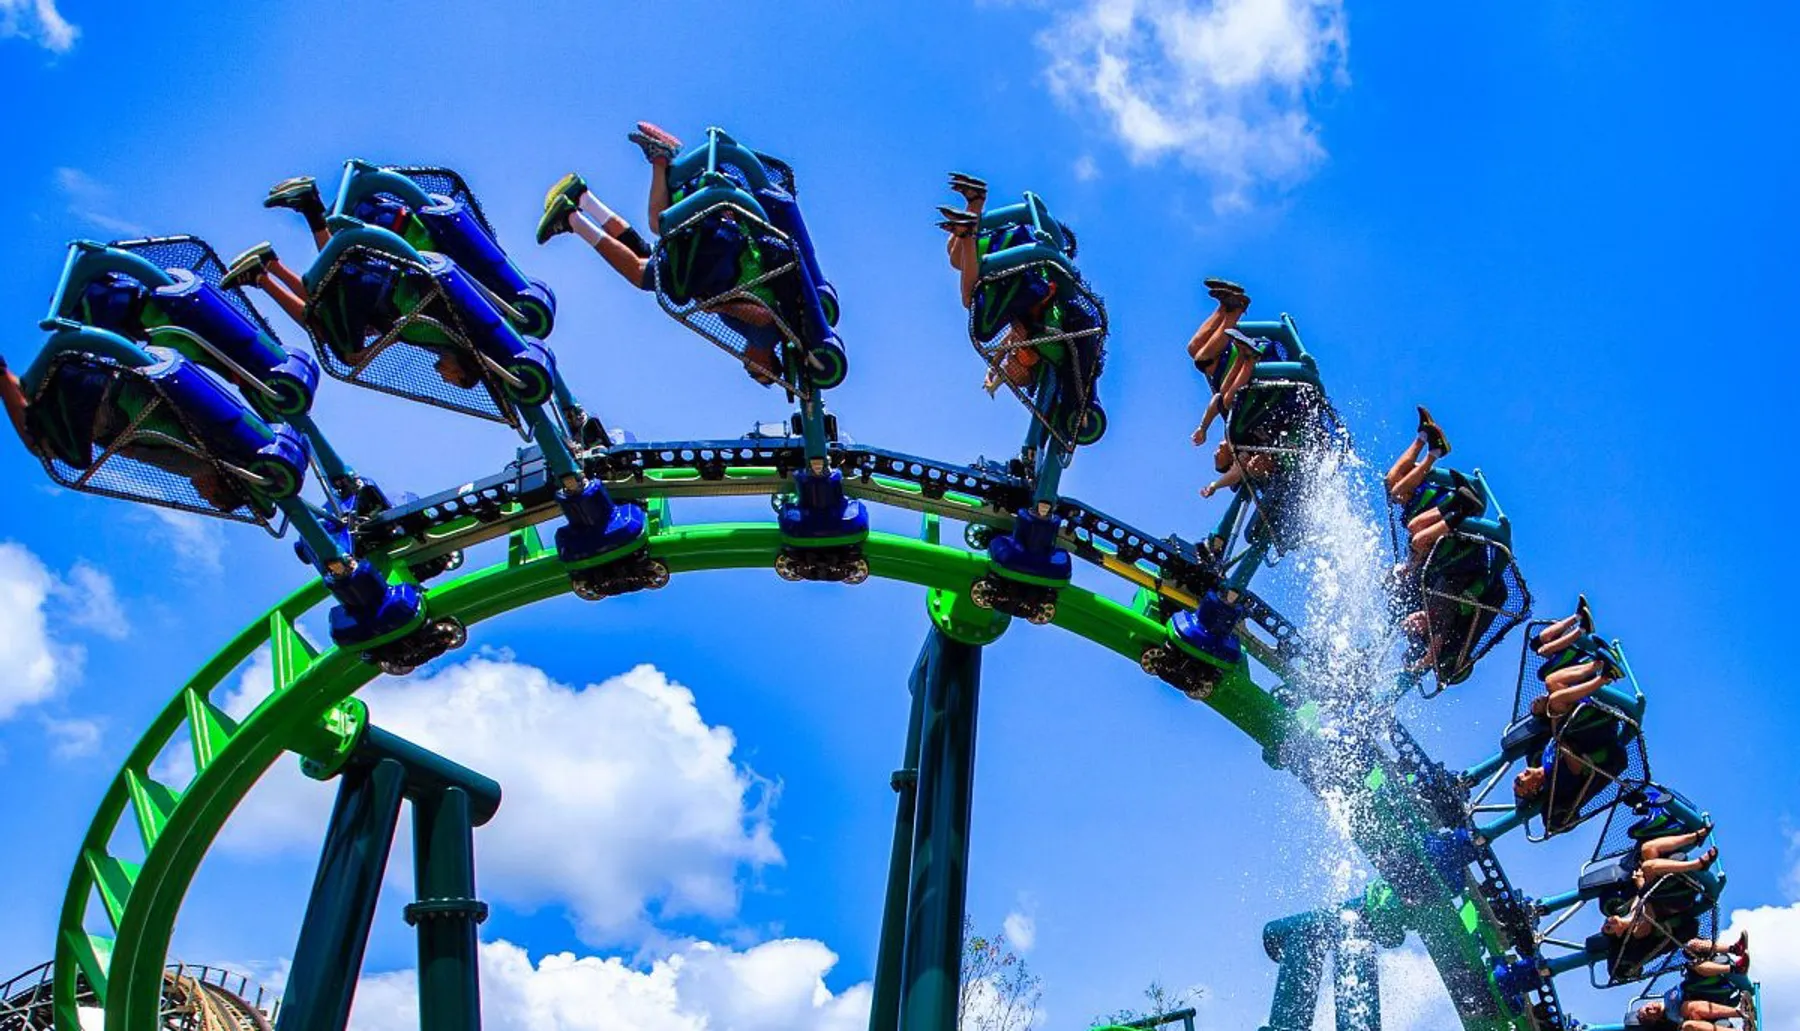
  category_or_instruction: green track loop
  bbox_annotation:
[53,520,1520,1031]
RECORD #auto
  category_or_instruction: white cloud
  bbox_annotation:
[0,542,127,721]
[204,654,782,946]
[43,715,103,758]
[55,561,128,639]
[1072,155,1101,182]
[53,168,148,238]
[1725,903,1795,1030]
[349,938,869,1031]
[0,0,77,53]
[140,508,227,576]
[1003,911,1037,953]
[1038,0,1348,210]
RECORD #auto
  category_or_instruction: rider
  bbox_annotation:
[2,351,247,511]
[936,175,1094,397]
[1384,406,1451,510]
[1631,936,1750,1028]
[536,122,800,385]
[1186,279,1262,446]
[1199,440,1275,499]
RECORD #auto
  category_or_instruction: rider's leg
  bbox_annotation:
[1535,613,1583,654]
[1641,827,1710,861]
[1638,846,1719,883]
[1386,438,1428,500]
[250,270,309,324]
[568,212,653,289]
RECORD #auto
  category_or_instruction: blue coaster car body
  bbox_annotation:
[988,507,1072,584]
[778,468,869,542]
[1171,591,1244,666]
[50,239,321,422]
[325,561,427,649]
[331,161,556,338]
[303,223,544,426]
[651,129,846,392]
[22,326,308,528]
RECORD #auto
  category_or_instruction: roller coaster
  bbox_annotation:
[0,132,1765,1031]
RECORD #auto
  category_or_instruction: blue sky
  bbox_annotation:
[1,1,1797,1029]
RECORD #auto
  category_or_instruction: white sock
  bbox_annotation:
[578,193,617,226]
[570,212,607,249]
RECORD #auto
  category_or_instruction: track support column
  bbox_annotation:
[408,786,488,1031]
[276,758,406,1031]
[895,625,985,1031]
[868,656,927,1031]
[1332,926,1380,1031]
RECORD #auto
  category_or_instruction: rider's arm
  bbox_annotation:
[0,355,31,446]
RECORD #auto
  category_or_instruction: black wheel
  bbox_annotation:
[1028,601,1055,626]
[818,283,840,327]
[644,559,671,590]
[571,578,607,601]
[506,361,555,406]
[1061,403,1107,446]
[377,657,417,677]
[434,618,467,650]
[970,578,997,610]
[1140,646,1166,677]
[515,298,555,341]
[775,553,803,582]
[844,558,870,584]
[964,524,997,551]
[807,342,848,390]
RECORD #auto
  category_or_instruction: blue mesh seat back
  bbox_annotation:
[753,151,797,195]
[305,245,516,425]
[27,353,279,530]
[650,199,809,391]
[1226,378,1338,454]
[110,236,283,341]
[1590,787,1705,864]
[1513,621,1642,725]
[1537,702,1649,840]
[967,262,1108,456]
[382,166,495,238]
[1420,531,1530,685]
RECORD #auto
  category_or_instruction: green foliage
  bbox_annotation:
[1094,980,1205,1028]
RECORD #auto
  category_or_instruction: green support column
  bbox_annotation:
[896,626,984,1031]
[867,654,928,1031]
[1333,931,1381,1031]
[407,786,488,1031]
[275,758,406,1031]
[1262,911,1331,1031]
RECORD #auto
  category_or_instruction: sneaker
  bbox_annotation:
[221,242,277,290]
[263,176,322,212]
[536,193,579,246]
[629,122,682,163]
[542,172,588,211]
[1576,593,1594,633]
[947,171,988,205]
[1417,405,1451,457]
[1203,277,1245,294]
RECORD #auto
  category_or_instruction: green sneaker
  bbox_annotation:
[537,193,579,245]
[542,172,588,211]
[263,176,321,212]
[221,242,276,290]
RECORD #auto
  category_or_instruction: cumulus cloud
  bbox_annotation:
[1003,911,1037,953]
[43,715,104,758]
[202,654,782,946]
[140,509,227,576]
[1038,0,1348,209]
[349,938,869,1031]
[1724,903,1794,1030]
[54,168,148,238]
[0,0,77,52]
[0,542,126,721]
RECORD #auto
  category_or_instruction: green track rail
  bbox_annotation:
[53,513,1523,1031]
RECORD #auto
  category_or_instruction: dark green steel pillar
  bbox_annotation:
[868,652,928,1031]
[896,627,983,1031]
[1332,931,1380,1031]
[1262,911,1331,1031]
[276,757,406,1031]
[407,786,489,1031]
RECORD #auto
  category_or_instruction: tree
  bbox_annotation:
[959,917,1043,1031]
[1095,980,1206,1028]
